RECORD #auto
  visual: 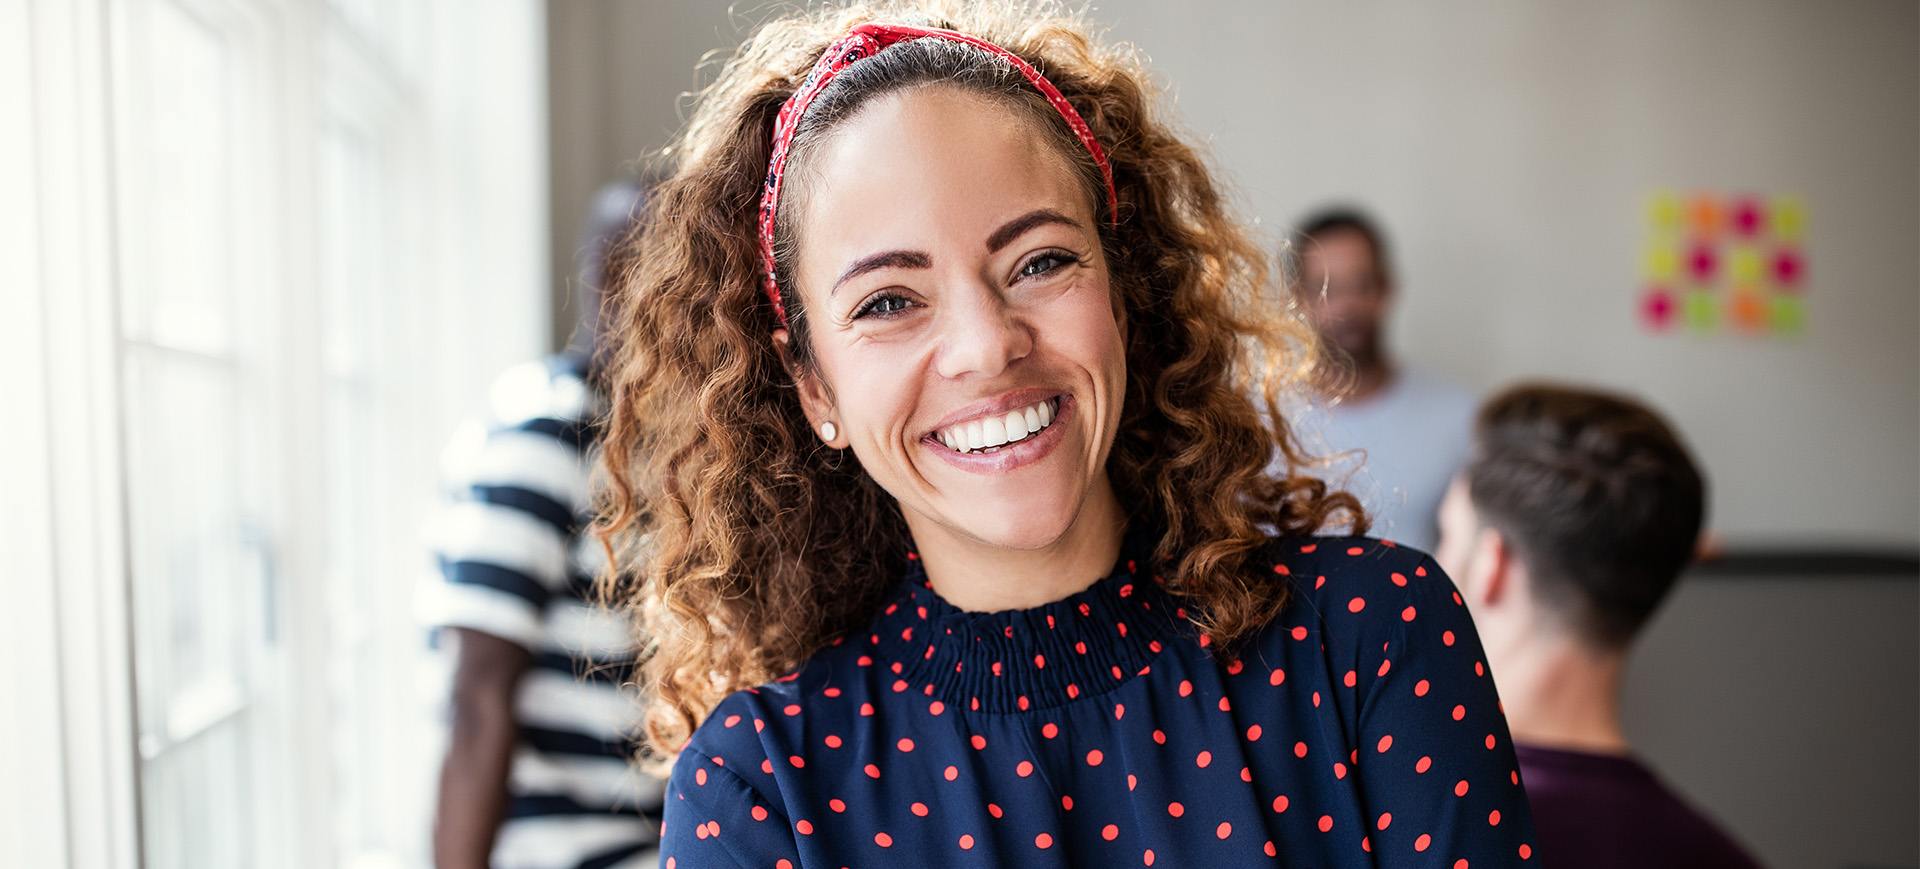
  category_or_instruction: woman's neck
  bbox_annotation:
[906,476,1127,613]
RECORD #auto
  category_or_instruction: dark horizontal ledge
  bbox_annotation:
[1689,548,1920,578]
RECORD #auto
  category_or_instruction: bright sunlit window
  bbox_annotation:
[6,0,551,867]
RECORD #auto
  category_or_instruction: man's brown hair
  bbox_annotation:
[1465,384,1706,648]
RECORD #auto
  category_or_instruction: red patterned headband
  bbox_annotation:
[757,23,1120,327]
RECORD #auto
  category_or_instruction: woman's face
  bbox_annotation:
[781,86,1126,554]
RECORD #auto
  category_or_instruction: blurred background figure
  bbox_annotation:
[1287,208,1476,552]
[424,179,659,869]
[1435,384,1760,869]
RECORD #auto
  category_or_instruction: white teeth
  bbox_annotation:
[1004,411,1029,442]
[935,398,1060,453]
[980,416,1007,447]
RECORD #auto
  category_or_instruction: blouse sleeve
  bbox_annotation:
[660,746,802,869]
[1353,553,1538,865]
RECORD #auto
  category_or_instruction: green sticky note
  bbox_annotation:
[1683,291,1717,332]
[1770,295,1806,334]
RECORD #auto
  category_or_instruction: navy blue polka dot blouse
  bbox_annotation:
[661,536,1538,867]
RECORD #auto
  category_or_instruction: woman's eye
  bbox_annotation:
[852,293,913,319]
[1019,252,1079,279]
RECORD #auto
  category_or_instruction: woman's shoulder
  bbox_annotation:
[681,630,878,766]
[1258,534,1465,647]
[1261,534,1439,586]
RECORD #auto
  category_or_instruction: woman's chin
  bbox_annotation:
[931,491,1088,553]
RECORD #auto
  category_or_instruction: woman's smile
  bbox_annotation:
[925,392,1072,473]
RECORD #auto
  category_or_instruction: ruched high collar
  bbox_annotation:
[869,539,1184,714]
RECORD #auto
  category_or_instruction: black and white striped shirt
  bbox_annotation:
[426,353,661,869]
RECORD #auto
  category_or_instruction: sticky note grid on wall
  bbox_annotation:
[1640,191,1806,336]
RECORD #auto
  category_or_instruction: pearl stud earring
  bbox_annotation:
[820,421,837,442]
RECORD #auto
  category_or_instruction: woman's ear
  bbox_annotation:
[773,328,845,448]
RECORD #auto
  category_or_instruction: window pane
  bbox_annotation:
[123,352,263,869]
[321,120,384,858]
[322,101,437,868]
[121,0,235,356]
[118,3,271,868]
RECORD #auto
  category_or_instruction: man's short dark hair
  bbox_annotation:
[1290,207,1393,287]
[1465,384,1706,649]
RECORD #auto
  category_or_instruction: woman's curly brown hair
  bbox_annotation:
[595,0,1364,767]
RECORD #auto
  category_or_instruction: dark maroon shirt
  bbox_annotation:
[1516,743,1763,868]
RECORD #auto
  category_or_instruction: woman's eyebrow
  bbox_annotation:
[829,209,1080,298]
[833,250,933,297]
[986,208,1080,253]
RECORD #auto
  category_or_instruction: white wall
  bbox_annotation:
[1086,0,1918,550]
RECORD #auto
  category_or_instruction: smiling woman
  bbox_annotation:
[595,2,1536,866]
[780,85,1130,606]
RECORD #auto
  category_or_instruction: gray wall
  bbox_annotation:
[1624,573,1918,869]
[545,4,1920,866]
[545,0,750,351]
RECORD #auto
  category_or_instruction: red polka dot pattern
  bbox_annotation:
[658,537,1535,866]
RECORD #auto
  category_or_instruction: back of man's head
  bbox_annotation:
[1465,384,1706,650]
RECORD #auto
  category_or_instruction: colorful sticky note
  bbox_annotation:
[1687,243,1718,282]
[1770,295,1806,333]
[1730,196,1765,237]
[1646,192,1683,238]
[1727,247,1763,283]
[1682,290,1717,332]
[1686,193,1722,239]
[1641,287,1676,330]
[1771,195,1806,240]
[1641,246,1679,281]
[1773,247,1805,288]
[1728,290,1769,332]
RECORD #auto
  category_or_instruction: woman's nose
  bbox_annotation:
[934,285,1033,380]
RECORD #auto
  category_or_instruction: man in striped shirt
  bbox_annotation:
[425,351,660,869]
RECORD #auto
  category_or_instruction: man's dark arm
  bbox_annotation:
[433,627,531,869]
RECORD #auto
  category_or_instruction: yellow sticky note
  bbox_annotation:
[1728,248,1763,283]
[1641,246,1679,281]
[1772,195,1806,240]
[1646,192,1683,238]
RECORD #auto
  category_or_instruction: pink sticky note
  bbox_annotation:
[1687,243,1718,282]
[1773,247,1804,287]
[1731,197,1764,237]
[1641,287,1675,330]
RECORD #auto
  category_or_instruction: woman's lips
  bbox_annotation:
[923,395,1073,474]
[934,397,1058,453]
